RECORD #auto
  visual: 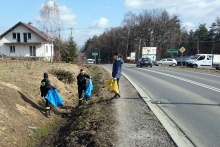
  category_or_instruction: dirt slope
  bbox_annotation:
[0,60,83,146]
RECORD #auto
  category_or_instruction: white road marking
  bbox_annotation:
[139,68,220,93]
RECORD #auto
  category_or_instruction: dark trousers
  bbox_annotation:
[45,98,51,110]
[78,85,86,99]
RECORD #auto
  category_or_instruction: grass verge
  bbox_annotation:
[35,65,117,147]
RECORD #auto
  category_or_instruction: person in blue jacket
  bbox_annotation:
[40,73,52,117]
[77,69,91,105]
[112,52,124,98]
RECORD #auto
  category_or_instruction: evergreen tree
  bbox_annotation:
[62,37,78,63]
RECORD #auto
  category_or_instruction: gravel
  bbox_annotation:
[113,75,176,147]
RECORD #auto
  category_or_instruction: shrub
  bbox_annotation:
[50,68,75,84]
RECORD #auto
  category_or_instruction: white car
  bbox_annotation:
[155,58,177,66]
[86,59,94,64]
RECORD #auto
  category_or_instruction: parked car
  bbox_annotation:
[136,58,153,67]
[185,54,220,68]
[155,58,177,66]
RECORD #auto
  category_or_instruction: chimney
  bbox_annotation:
[28,22,33,25]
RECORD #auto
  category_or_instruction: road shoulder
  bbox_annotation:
[113,75,176,146]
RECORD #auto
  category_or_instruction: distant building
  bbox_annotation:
[0,21,54,61]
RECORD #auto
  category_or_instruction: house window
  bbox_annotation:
[28,33,31,39]
[10,46,15,53]
[29,46,36,56]
[12,33,17,39]
[23,33,27,42]
[12,33,20,42]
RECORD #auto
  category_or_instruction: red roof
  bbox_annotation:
[0,21,50,41]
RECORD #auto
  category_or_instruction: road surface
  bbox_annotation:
[105,63,220,147]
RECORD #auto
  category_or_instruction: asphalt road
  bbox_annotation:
[106,63,220,147]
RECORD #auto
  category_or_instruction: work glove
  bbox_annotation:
[51,86,56,89]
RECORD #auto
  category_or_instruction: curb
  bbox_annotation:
[122,72,195,147]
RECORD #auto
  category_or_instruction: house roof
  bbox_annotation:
[0,21,50,42]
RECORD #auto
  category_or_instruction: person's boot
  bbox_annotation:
[79,98,83,106]
[113,93,120,98]
[45,110,50,118]
[48,110,51,116]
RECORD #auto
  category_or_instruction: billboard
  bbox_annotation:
[142,47,157,61]
[130,52,136,60]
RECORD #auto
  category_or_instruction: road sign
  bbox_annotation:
[167,49,178,54]
[98,59,101,61]
[179,47,186,53]
[92,52,98,56]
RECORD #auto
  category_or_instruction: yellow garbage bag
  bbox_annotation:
[105,79,119,94]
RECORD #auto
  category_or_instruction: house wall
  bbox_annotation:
[0,24,53,61]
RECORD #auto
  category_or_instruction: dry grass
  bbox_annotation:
[0,59,86,146]
[36,65,117,147]
[0,59,116,147]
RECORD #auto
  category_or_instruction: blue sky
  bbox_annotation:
[0,0,220,47]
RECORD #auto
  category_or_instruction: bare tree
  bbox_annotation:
[37,0,63,61]
[37,0,62,38]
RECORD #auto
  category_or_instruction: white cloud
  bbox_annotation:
[123,0,220,29]
[59,5,77,26]
[90,18,109,28]
[182,22,196,30]
[124,0,146,8]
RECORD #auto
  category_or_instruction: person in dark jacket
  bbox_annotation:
[77,69,91,105]
[112,52,124,98]
[40,73,52,117]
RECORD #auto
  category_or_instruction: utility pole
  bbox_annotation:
[197,37,199,54]
[69,28,73,37]
[126,27,130,62]
[212,36,214,54]
[58,27,61,61]
[138,38,142,60]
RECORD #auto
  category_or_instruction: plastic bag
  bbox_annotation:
[84,78,94,98]
[105,79,119,93]
[45,88,64,108]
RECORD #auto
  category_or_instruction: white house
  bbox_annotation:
[0,22,54,61]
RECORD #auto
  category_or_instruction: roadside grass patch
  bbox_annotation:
[37,65,117,146]
[49,68,75,84]
[25,117,61,147]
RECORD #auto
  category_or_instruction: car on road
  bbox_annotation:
[136,58,153,67]
[155,58,177,66]
[86,59,95,64]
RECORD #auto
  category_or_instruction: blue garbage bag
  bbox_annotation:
[84,78,94,98]
[45,88,64,108]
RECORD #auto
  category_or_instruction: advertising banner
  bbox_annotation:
[130,52,136,60]
[142,47,157,61]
